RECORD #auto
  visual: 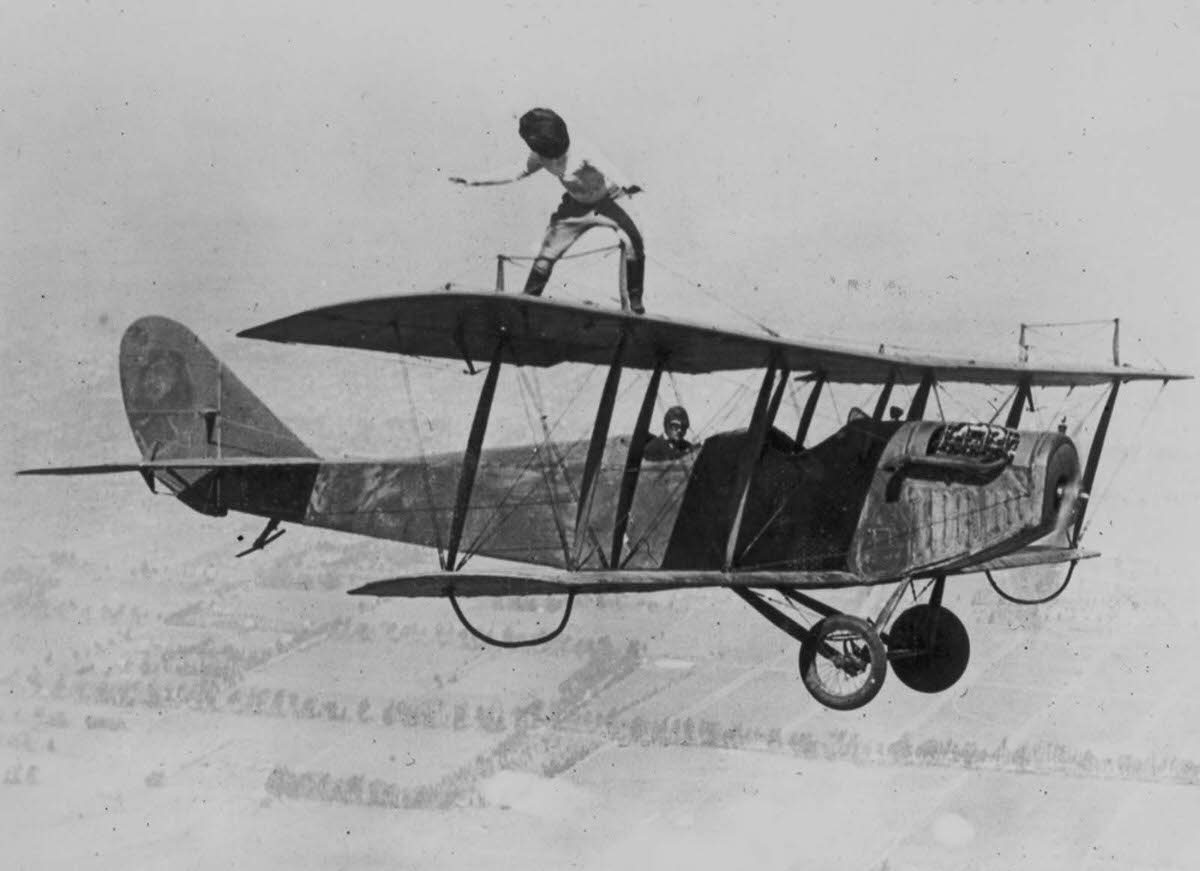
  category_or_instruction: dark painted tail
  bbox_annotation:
[120,316,318,494]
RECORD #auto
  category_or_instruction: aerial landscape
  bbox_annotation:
[4,2,1199,869]
[4,490,1200,869]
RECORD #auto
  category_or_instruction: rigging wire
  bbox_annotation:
[514,370,574,566]
[401,363,446,566]
[986,385,1018,425]
[644,251,783,339]
[618,375,754,565]
[666,370,684,408]
[454,363,602,566]
[1022,317,1122,328]
[1065,388,1109,441]
[1077,380,1168,541]
[825,382,842,428]
[500,243,622,263]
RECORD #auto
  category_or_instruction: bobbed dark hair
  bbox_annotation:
[519,108,570,159]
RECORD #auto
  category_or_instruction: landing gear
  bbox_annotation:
[798,614,888,711]
[736,575,971,710]
[885,604,970,693]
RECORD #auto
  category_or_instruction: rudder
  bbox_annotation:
[120,317,317,493]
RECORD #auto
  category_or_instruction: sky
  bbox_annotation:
[2,0,1198,567]
[2,3,1200,867]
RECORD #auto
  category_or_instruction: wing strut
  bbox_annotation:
[795,373,826,448]
[766,365,790,426]
[872,370,896,421]
[907,371,935,420]
[446,336,506,570]
[611,357,666,567]
[573,332,626,568]
[1072,378,1120,546]
[725,358,788,570]
[1005,377,1034,429]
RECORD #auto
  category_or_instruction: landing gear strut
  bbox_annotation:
[735,573,971,710]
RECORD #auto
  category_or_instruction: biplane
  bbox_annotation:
[18,290,1189,710]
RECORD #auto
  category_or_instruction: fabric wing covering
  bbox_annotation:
[238,291,1188,386]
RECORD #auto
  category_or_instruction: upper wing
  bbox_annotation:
[237,290,1190,386]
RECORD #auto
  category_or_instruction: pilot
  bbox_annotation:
[643,406,695,461]
[449,108,648,314]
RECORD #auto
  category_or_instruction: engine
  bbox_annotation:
[849,421,1081,580]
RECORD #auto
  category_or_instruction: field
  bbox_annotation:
[4,528,1199,871]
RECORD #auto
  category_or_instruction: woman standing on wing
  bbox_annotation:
[450,108,647,314]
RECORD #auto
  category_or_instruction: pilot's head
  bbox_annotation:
[519,108,570,159]
[664,406,690,445]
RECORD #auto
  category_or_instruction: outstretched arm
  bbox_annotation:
[449,172,531,187]
[450,154,540,187]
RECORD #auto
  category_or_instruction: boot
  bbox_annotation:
[523,266,551,297]
[625,257,646,314]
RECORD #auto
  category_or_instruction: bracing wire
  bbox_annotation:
[454,359,618,567]
[455,367,596,566]
[501,243,622,263]
[1078,380,1168,541]
[1067,389,1110,440]
[618,375,753,565]
[644,251,783,339]
[514,370,574,566]
[401,364,446,566]
[987,385,1018,425]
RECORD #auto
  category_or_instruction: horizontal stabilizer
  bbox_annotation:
[347,568,864,598]
[16,457,326,476]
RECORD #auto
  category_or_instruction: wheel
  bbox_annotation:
[885,604,970,693]
[798,614,887,710]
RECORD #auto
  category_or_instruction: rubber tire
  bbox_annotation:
[886,604,970,693]
[798,614,888,711]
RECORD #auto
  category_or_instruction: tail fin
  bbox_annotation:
[120,316,317,492]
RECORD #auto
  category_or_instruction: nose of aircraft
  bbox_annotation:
[1038,433,1082,543]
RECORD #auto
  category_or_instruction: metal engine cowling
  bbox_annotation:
[848,421,1081,580]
